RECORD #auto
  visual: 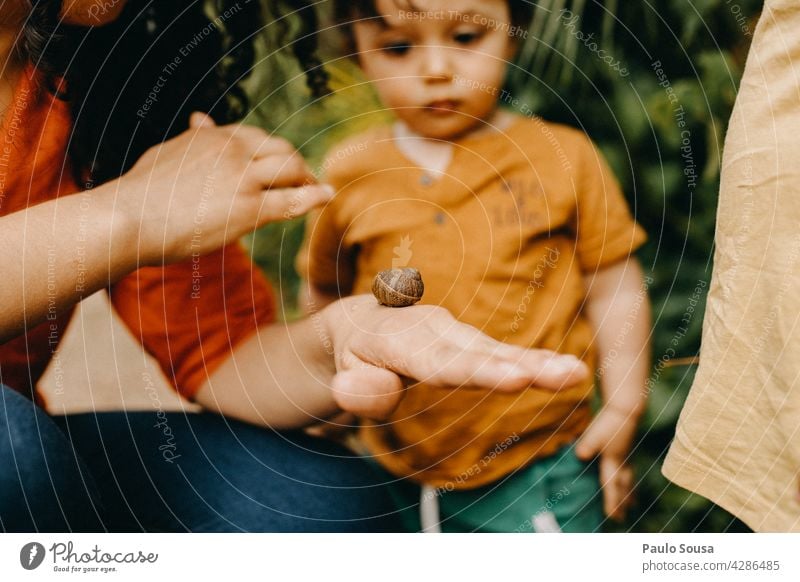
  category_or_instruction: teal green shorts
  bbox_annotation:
[375,444,604,533]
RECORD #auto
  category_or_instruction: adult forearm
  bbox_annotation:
[0,183,138,341]
[196,314,339,430]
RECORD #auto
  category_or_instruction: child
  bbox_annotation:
[297,0,651,532]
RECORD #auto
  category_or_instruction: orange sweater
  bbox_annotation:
[0,67,274,403]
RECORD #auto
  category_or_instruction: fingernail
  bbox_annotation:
[321,184,335,198]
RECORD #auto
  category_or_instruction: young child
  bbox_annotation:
[297,0,651,532]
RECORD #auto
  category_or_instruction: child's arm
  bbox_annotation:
[299,282,359,440]
[296,205,358,435]
[576,257,651,521]
[295,203,355,315]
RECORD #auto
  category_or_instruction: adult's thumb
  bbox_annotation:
[331,366,405,420]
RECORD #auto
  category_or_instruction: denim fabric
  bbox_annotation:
[0,385,104,532]
[1,384,399,532]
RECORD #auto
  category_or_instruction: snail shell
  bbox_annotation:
[372,268,424,307]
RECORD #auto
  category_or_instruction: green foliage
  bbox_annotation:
[244,47,389,311]
[507,0,761,532]
[246,0,762,531]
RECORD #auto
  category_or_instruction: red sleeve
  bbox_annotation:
[109,243,275,399]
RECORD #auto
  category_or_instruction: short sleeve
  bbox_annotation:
[572,137,647,271]
[110,243,275,399]
[295,203,356,296]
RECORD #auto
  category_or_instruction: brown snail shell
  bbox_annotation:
[372,268,424,307]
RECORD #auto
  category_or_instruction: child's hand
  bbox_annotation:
[305,412,358,442]
[574,405,641,521]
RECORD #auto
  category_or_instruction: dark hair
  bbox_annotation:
[331,0,535,56]
[19,0,328,185]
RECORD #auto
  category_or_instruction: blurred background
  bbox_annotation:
[40,0,765,532]
[244,0,765,532]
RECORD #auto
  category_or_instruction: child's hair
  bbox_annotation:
[331,0,535,56]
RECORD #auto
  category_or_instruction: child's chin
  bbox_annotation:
[408,118,482,141]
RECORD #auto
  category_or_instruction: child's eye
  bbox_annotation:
[453,30,482,45]
[381,41,412,56]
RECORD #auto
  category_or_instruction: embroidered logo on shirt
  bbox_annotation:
[494,179,546,228]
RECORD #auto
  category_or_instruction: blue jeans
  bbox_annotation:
[0,384,399,532]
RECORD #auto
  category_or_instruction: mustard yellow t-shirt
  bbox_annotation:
[298,116,646,488]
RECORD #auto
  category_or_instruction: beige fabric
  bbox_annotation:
[38,293,196,415]
[662,0,800,532]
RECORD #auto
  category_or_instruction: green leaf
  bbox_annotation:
[680,0,722,46]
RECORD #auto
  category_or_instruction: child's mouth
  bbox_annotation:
[425,100,460,114]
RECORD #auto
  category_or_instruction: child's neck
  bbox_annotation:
[393,122,454,177]
[393,109,517,178]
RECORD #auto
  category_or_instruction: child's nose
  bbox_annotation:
[420,45,453,81]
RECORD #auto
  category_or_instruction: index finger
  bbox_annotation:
[220,124,298,160]
[255,184,334,224]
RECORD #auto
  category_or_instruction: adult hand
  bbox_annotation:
[322,295,590,419]
[117,112,333,266]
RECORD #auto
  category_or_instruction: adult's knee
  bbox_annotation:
[166,417,402,532]
[0,386,103,532]
[0,386,52,491]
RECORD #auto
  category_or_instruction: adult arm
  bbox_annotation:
[0,186,137,341]
[0,113,331,342]
[576,257,652,520]
[196,294,590,429]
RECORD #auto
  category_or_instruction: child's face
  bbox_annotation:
[352,0,517,140]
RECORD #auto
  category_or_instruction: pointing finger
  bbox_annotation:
[250,152,316,189]
[256,184,334,224]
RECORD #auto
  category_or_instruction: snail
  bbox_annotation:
[372,267,424,307]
